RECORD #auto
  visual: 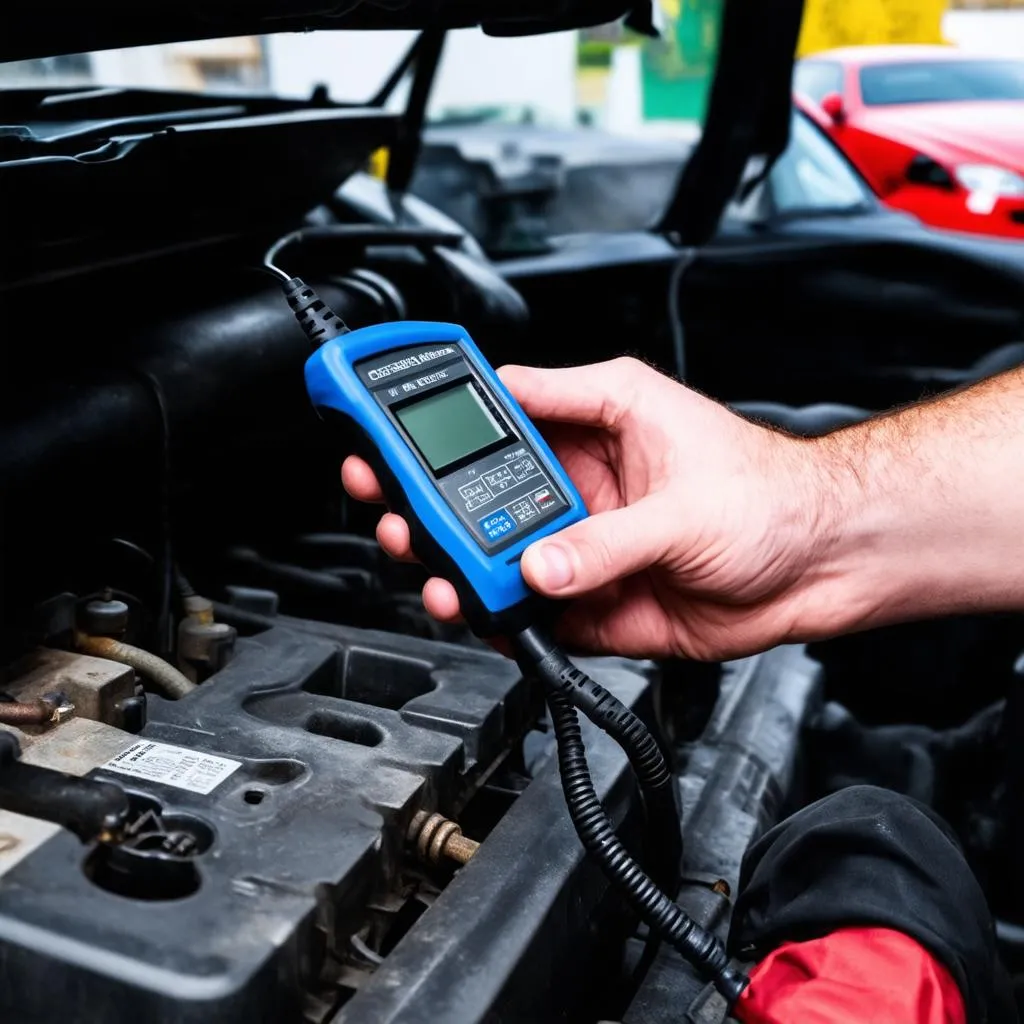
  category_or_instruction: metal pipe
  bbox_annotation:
[75,634,196,700]
[0,697,70,727]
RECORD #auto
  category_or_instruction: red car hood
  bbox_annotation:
[862,101,1024,169]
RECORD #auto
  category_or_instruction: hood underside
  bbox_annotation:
[0,0,651,64]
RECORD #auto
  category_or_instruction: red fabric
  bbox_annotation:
[734,927,966,1024]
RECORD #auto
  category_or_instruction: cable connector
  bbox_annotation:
[282,276,349,347]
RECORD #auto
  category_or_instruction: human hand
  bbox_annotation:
[342,357,842,660]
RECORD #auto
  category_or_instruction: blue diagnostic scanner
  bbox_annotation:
[305,321,587,634]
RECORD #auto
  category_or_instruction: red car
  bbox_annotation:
[795,45,1024,239]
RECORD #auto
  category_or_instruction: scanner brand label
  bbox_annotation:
[367,347,456,381]
[401,368,451,393]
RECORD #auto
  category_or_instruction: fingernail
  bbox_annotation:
[534,543,574,591]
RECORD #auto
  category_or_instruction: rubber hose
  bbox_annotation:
[547,692,747,1003]
[0,734,130,844]
[76,635,196,700]
[514,627,682,889]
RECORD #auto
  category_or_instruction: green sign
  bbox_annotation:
[641,0,723,122]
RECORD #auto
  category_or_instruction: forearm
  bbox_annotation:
[805,366,1024,634]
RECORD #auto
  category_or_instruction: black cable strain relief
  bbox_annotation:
[715,967,750,1006]
[282,276,349,346]
[514,625,676,788]
[512,625,681,889]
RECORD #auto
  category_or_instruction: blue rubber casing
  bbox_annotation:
[305,321,587,632]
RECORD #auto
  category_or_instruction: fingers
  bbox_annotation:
[375,512,418,563]
[342,459,464,624]
[374,513,463,620]
[498,358,651,429]
[422,577,462,622]
[345,460,417,565]
[521,497,669,598]
[374,514,462,620]
[342,456,383,502]
[345,459,418,560]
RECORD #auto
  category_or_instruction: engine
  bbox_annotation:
[1,181,1021,1024]
[0,594,822,1023]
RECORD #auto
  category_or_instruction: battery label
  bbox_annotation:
[102,740,241,795]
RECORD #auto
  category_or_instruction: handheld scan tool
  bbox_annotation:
[304,321,587,634]
[271,253,746,1005]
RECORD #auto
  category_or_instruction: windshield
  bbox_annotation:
[768,113,872,215]
[859,59,1024,106]
[0,11,729,129]
[1,20,732,255]
[0,33,417,102]
[0,30,588,128]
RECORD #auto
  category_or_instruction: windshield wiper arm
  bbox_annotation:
[0,84,350,125]
[0,106,251,159]
[44,106,248,143]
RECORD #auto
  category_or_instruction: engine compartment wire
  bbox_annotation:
[75,634,196,700]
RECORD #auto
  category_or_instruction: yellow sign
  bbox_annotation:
[368,147,390,181]
[797,0,949,56]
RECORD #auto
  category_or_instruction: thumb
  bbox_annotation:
[498,358,643,428]
[521,498,669,597]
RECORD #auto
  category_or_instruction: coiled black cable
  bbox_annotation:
[546,692,747,1004]
[514,627,682,890]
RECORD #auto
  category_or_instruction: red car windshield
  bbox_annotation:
[860,59,1024,106]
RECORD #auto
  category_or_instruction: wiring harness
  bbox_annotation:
[514,627,747,1004]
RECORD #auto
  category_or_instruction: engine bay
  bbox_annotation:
[2,208,1021,1020]
[0,567,823,1022]
[4,9,1024,1018]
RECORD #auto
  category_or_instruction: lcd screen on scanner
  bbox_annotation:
[396,383,506,472]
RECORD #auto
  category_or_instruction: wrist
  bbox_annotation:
[792,406,970,638]
[782,427,899,640]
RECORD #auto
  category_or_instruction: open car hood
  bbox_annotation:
[0,0,653,64]
[1,0,806,256]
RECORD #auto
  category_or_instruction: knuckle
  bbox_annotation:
[611,355,651,380]
[604,357,650,426]
[576,531,617,579]
[608,356,642,385]
[592,358,640,427]
[610,360,643,376]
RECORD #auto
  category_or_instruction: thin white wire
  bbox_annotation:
[666,246,697,380]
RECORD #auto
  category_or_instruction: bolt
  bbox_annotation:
[408,811,480,867]
[41,693,75,725]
